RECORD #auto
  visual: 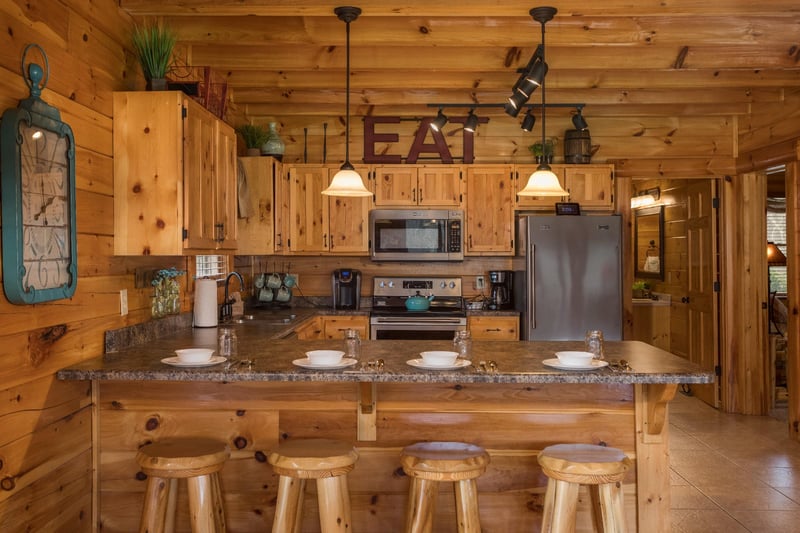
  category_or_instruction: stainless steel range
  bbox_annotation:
[370,276,466,340]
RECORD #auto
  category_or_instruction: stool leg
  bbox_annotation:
[140,475,171,533]
[164,478,179,533]
[540,479,579,533]
[454,479,481,533]
[316,475,353,533]
[186,474,218,532]
[404,478,438,533]
[272,476,306,533]
[210,473,227,532]
[595,482,627,533]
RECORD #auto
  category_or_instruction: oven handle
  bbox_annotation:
[371,317,466,325]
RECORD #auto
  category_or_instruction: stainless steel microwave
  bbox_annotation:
[369,209,464,261]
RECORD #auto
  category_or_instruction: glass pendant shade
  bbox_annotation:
[322,162,372,196]
[518,166,567,196]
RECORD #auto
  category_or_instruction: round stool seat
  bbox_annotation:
[538,443,631,485]
[137,437,230,477]
[401,441,490,481]
[268,438,359,478]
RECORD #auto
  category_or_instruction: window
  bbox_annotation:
[767,196,787,294]
[196,255,227,279]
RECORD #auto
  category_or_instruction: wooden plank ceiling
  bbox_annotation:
[120,0,800,164]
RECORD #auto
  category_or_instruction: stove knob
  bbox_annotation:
[439,281,447,289]
[449,281,456,289]
[388,281,395,288]
[378,281,385,288]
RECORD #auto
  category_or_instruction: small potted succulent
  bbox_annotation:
[528,137,558,164]
[132,22,176,91]
[236,124,270,156]
[632,280,650,299]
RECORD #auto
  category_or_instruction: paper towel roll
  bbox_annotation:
[194,279,218,327]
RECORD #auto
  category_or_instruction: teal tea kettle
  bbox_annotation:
[405,291,434,311]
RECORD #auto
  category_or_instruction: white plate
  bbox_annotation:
[542,358,609,371]
[292,357,358,370]
[161,356,227,367]
[407,358,471,370]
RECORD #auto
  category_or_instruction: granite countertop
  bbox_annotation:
[59,318,714,385]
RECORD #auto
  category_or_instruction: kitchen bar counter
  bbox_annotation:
[58,327,711,532]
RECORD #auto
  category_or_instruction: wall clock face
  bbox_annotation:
[1,46,77,305]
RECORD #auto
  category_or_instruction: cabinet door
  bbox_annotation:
[183,99,218,250]
[468,316,519,340]
[514,164,567,209]
[328,165,371,254]
[215,121,238,249]
[295,317,323,340]
[287,166,329,252]
[237,156,277,255]
[321,316,369,339]
[418,165,462,206]
[373,166,417,206]
[564,165,614,210]
[465,166,514,255]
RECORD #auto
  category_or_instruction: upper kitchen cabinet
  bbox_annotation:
[113,92,237,255]
[373,165,462,207]
[465,166,515,255]
[514,164,614,211]
[283,164,371,255]
[237,156,281,255]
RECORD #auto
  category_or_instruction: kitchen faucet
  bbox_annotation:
[220,271,244,322]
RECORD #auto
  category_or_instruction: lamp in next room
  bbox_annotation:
[517,6,568,197]
[630,187,661,209]
[322,6,372,197]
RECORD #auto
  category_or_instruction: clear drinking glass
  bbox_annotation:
[585,330,604,360]
[218,327,238,358]
[453,330,472,358]
[344,329,361,360]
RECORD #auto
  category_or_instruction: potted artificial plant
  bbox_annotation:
[236,124,270,156]
[528,137,557,164]
[132,22,176,91]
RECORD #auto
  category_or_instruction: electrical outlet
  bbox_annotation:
[119,289,128,316]
[476,276,485,290]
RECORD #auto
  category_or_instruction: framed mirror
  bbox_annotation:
[634,205,664,280]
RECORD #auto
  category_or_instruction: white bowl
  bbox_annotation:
[420,350,459,367]
[175,348,215,363]
[555,351,595,367]
[305,350,345,366]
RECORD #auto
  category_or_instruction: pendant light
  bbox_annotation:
[322,6,372,197]
[518,6,568,197]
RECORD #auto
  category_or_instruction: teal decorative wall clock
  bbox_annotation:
[1,44,77,304]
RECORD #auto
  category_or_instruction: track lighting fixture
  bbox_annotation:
[464,109,479,133]
[430,107,448,132]
[521,109,537,132]
[322,6,372,197]
[572,106,588,130]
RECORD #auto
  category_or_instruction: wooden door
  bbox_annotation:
[565,165,614,210]
[328,165,371,254]
[417,165,462,206]
[183,98,217,250]
[287,165,329,252]
[373,166,417,206]
[465,166,514,254]
[215,120,238,249]
[687,179,720,407]
[237,156,276,255]
[514,164,566,209]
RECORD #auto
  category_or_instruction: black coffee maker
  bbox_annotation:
[488,270,513,310]
[332,269,362,310]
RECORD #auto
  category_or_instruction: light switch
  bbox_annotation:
[120,289,128,316]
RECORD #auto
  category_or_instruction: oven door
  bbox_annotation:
[370,316,466,340]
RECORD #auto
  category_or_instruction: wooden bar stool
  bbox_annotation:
[136,437,230,533]
[400,441,490,533]
[537,443,632,533]
[267,438,359,533]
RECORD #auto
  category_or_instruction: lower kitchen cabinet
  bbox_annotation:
[468,316,519,340]
[295,315,369,340]
[465,166,515,255]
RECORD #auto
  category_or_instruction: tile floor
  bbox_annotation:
[670,391,800,532]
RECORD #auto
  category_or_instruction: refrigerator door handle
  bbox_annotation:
[528,244,535,333]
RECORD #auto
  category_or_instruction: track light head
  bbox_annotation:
[572,108,588,130]
[521,110,537,132]
[430,108,448,132]
[464,110,479,133]
[505,92,528,117]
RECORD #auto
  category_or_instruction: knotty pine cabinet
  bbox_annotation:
[113,91,237,255]
[294,315,369,340]
[372,165,462,207]
[282,165,371,254]
[468,316,519,340]
[515,164,614,211]
[237,156,280,255]
[464,166,515,255]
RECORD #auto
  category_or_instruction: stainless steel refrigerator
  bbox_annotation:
[513,215,622,341]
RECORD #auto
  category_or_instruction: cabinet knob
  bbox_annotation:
[681,296,690,303]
